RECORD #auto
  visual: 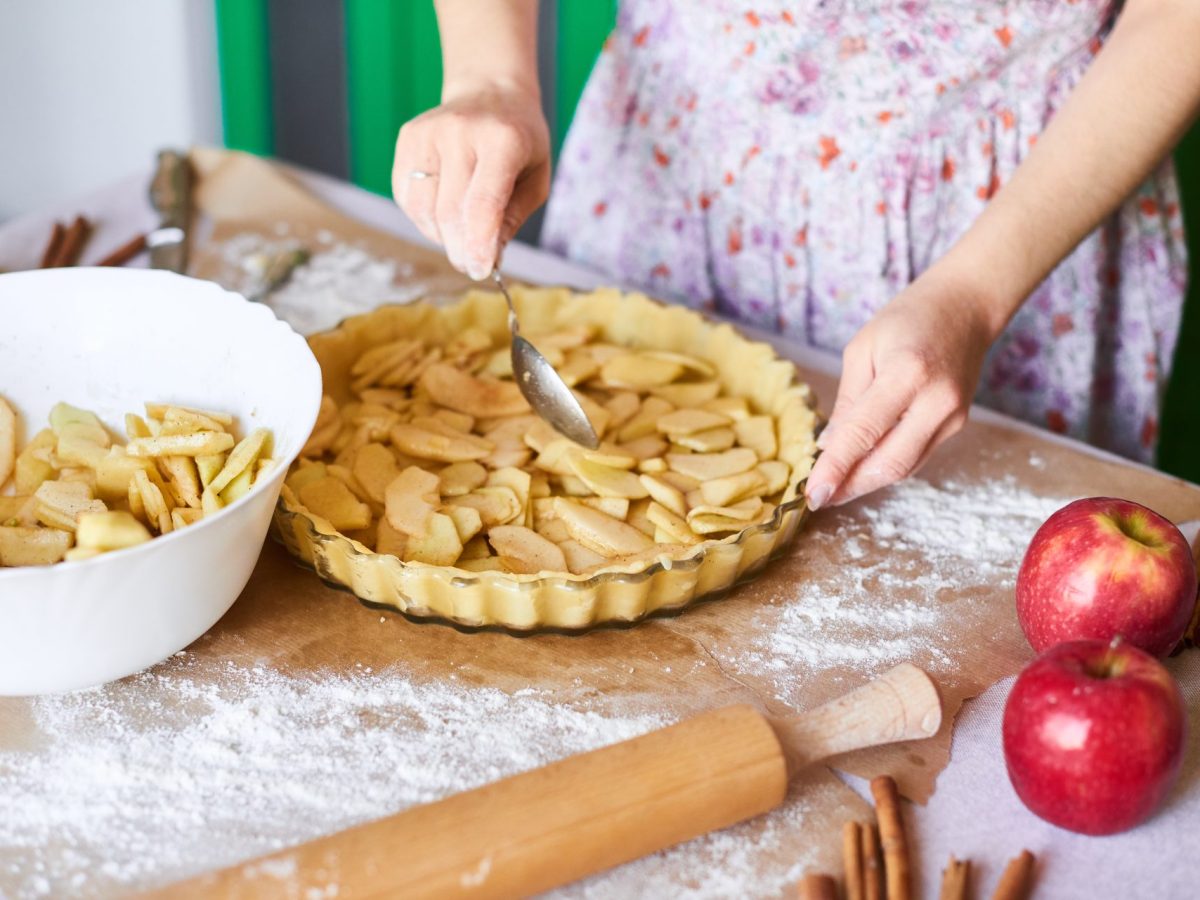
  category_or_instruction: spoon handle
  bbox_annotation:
[492,269,521,334]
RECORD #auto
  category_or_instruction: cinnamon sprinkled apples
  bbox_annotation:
[284,289,819,579]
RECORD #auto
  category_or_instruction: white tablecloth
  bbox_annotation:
[1,161,1197,900]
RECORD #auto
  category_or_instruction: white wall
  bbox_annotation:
[0,0,222,221]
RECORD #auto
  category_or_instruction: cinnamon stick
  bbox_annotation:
[96,232,147,267]
[939,855,970,900]
[798,873,838,900]
[49,215,91,267]
[870,775,911,900]
[843,821,864,900]
[862,821,884,900]
[39,222,65,268]
[991,849,1035,900]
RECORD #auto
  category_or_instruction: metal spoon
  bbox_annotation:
[492,269,600,449]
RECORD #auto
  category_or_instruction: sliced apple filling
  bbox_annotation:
[285,322,803,577]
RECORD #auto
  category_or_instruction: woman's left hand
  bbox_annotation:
[804,270,997,510]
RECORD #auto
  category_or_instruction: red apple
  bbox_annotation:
[1003,639,1186,835]
[1016,497,1198,657]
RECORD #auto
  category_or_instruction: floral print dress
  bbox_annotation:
[542,0,1189,463]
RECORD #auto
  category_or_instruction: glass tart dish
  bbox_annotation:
[274,285,820,632]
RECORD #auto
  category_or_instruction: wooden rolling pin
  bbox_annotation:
[152,663,941,899]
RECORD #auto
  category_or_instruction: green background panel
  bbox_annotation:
[555,1,617,154]
[214,0,274,156]
[345,0,443,196]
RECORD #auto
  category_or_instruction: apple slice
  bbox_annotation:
[647,501,701,545]
[655,408,731,436]
[488,525,567,574]
[75,510,152,552]
[558,538,607,574]
[0,526,71,566]
[639,474,687,518]
[391,423,493,463]
[734,415,777,460]
[688,496,764,522]
[299,476,372,533]
[553,498,653,557]
[666,448,757,481]
[703,396,751,421]
[603,392,641,430]
[600,354,684,389]
[438,461,488,497]
[757,460,791,495]
[33,480,106,532]
[616,397,674,442]
[404,512,463,566]
[700,469,769,508]
[446,505,483,544]
[384,466,441,537]
[445,486,523,527]
[352,443,401,504]
[419,362,530,418]
[568,455,649,500]
[580,497,630,519]
[649,381,721,408]
[672,427,736,453]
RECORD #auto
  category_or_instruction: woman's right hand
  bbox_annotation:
[392,81,551,280]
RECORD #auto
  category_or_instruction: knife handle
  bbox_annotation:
[149,149,192,225]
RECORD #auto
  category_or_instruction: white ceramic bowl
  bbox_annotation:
[0,269,321,695]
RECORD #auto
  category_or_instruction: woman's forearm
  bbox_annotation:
[936,0,1200,339]
[434,0,541,102]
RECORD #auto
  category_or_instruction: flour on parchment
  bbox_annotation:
[0,656,818,900]
[217,231,426,335]
[0,658,664,898]
[730,477,1066,705]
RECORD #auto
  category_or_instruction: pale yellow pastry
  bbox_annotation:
[275,285,819,631]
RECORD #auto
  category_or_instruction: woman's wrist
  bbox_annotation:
[441,73,541,106]
[926,237,1028,346]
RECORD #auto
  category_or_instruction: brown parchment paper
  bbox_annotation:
[3,149,1198,897]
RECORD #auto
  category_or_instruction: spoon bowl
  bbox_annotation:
[493,270,599,449]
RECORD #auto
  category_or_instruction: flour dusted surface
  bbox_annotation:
[0,474,1067,899]
[0,658,666,898]
[217,231,428,335]
[728,477,1067,705]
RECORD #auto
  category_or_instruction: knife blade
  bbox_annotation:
[147,149,192,273]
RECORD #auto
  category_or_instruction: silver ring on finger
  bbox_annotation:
[408,170,438,180]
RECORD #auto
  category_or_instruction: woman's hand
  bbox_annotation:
[804,271,996,510]
[392,81,550,280]
[804,0,1200,510]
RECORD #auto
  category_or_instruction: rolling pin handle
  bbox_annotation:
[769,663,942,774]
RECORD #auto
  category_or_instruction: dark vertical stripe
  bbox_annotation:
[539,0,559,148]
[517,0,560,244]
[267,0,350,177]
[1160,125,1200,481]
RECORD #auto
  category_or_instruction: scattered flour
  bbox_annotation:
[860,477,1065,573]
[0,658,663,899]
[0,655,823,900]
[729,477,1067,704]
[217,232,427,335]
[562,788,816,900]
